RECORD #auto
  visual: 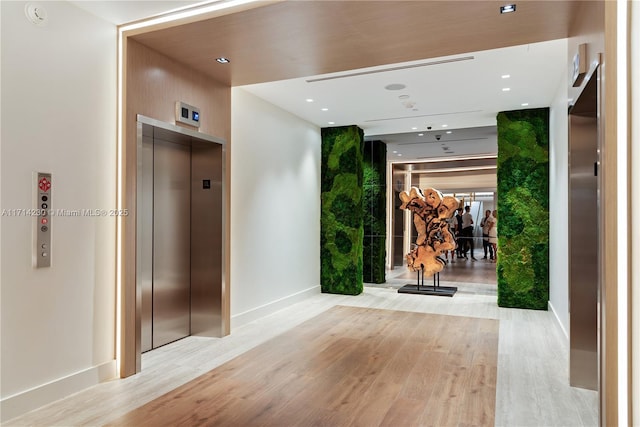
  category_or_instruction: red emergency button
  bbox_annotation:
[39,177,51,192]
[41,217,48,225]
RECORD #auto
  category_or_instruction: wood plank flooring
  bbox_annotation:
[108,306,498,427]
[5,267,597,426]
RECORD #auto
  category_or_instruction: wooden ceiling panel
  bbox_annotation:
[131,1,578,86]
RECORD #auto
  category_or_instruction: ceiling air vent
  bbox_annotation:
[306,56,474,83]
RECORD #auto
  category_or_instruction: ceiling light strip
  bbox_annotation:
[409,165,497,174]
[391,154,497,164]
[119,0,259,32]
[306,56,474,83]
[397,137,491,146]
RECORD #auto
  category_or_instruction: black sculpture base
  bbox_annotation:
[398,270,457,297]
[398,284,457,297]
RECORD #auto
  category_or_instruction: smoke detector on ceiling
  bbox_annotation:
[25,4,48,26]
[385,83,406,91]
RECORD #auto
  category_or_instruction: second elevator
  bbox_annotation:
[137,115,225,353]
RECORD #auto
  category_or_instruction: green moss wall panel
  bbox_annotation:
[321,126,364,295]
[363,140,386,284]
[496,108,549,310]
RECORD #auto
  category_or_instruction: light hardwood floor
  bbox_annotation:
[108,306,499,426]
[5,265,597,427]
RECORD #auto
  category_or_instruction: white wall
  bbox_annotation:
[548,39,570,338]
[230,88,321,328]
[0,1,117,420]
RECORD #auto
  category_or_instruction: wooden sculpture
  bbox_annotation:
[399,187,459,277]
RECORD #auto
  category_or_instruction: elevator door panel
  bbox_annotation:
[153,139,191,348]
[140,134,154,353]
[568,70,599,391]
[191,142,224,336]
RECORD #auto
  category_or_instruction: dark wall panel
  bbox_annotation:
[363,140,386,284]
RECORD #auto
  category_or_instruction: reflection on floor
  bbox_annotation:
[374,256,497,296]
[7,263,597,427]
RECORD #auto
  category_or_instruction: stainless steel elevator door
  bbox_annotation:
[568,70,599,391]
[138,116,226,361]
[152,138,191,348]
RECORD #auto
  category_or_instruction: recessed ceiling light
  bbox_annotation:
[328,121,335,125]
[411,127,418,130]
[502,88,511,91]
[446,131,452,134]
[418,133,424,136]
[442,124,448,128]
[393,150,398,154]
[397,153,402,156]
[500,4,516,14]
[215,57,230,64]
[521,103,529,106]
[502,74,511,79]
[321,108,329,111]
[385,83,406,91]
[306,98,314,103]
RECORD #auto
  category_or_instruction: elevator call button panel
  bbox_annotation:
[175,101,201,128]
[35,172,51,268]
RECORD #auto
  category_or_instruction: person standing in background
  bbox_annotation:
[444,213,457,263]
[455,208,464,259]
[461,205,476,260]
[487,209,498,263]
[480,209,494,260]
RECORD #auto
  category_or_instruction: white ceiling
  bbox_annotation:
[70,1,568,166]
[240,39,567,161]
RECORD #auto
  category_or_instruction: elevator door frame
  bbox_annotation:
[136,115,226,367]
[568,63,601,392]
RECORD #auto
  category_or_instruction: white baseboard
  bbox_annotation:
[1,360,116,423]
[231,285,321,330]
[548,300,569,340]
